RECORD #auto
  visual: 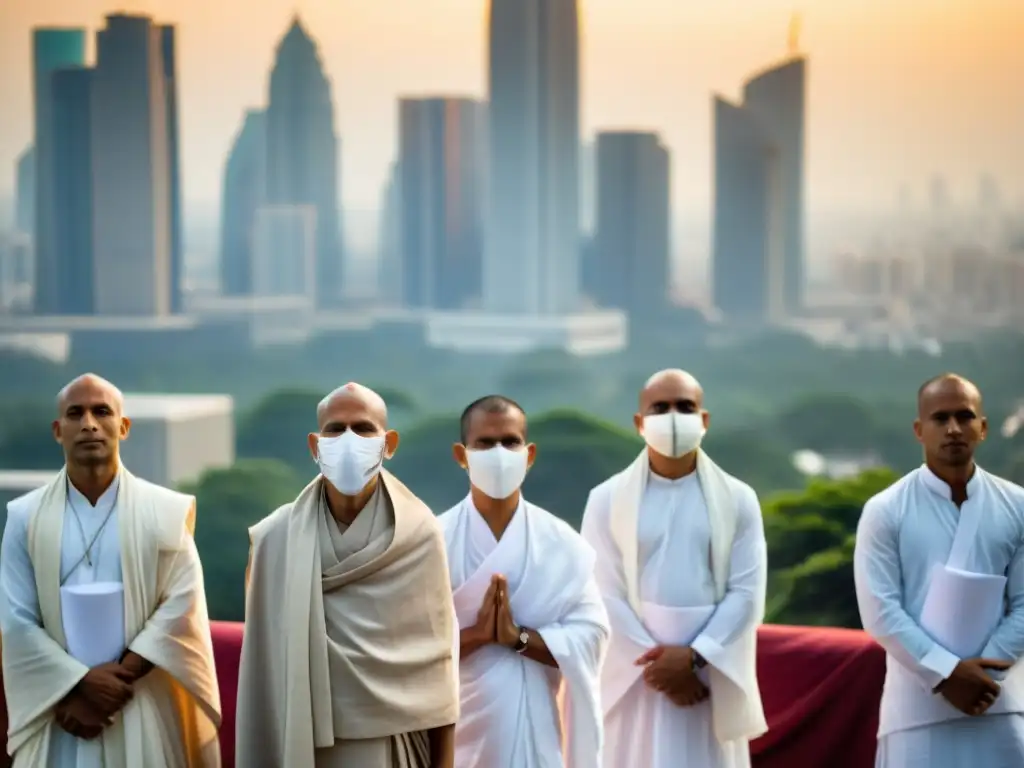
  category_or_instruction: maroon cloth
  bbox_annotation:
[3,623,886,767]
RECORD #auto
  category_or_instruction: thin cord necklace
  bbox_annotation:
[60,476,119,587]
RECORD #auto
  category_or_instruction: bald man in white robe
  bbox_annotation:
[236,383,458,768]
[581,369,767,768]
[0,374,221,767]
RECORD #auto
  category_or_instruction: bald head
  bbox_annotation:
[639,368,704,412]
[917,373,983,417]
[316,382,388,431]
[56,373,124,416]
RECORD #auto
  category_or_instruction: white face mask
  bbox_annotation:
[315,430,386,496]
[641,412,706,459]
[466,446,529,500]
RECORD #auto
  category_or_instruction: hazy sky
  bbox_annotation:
[1,0,1022,217]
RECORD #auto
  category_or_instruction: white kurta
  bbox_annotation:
[1,477,122,768]
[854,465,1024,767]
[582,470,765,768]
[439,497,609,768]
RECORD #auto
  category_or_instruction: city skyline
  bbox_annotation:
[1,0,1022,218]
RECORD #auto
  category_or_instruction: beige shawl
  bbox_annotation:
[236,469,458,768]
[3,466,222,766]
[609,449,767,743]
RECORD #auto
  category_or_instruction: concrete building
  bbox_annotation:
[426,310,626,356]
[0,233,34,313]
[265,17,343,308]
[160,25,184,314]
[121,394,235,488]
[15,145,34,237]
[377,161,403,304]
[485,0,581,315]
[90,14,175,316]
[32,27,87,315]
[220,109,267,296]
[591,131,671,325]
[251,204,317,300]
[398,97,486,310]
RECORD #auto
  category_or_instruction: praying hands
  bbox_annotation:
[636,645,710,707]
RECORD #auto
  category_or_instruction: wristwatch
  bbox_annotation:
[692,650,708,670]
[513,626,530,654]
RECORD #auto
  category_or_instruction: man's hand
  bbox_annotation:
[494,575,520,648]
[77,662,134,716]
[636,645,709,707]
[470,576,499,645]
[937,658,1013,715]
[55,692,111,740]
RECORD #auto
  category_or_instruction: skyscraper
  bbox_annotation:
[220,109,267,296]
[398,97,486,310]
[265,17,343,308]
[160,25,184,313]
[485,0,580,315]
[31,27,86,314]
[50,66,95,314]
[712,55,805,320]
[377,162,403,304]
[592,131,671,324]
[90,14,175,316]
[711,98,785,321]
[14,145,34,237]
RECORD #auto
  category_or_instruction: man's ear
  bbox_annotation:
[452,443,468,469]
[701,410,710,431]
[912,418,924,444]
[979,416,988,442]
[526,443,537,469]
[119,416,132,440]
[52,420,62,445]
[307,432,319,462]
[384,429,400,460]
[633,412,643,434]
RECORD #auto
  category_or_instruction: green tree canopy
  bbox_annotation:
[184,459,306,621]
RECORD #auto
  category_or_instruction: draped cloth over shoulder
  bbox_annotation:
[236,469,458,768]
[608,449,766,743]
[3,467,222,767]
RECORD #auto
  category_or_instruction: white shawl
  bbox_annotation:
[3,467,222,767]
[441,498,609,768]
[608,449,766,743]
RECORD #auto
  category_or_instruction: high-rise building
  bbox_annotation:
[220,109,267,296]
[15,145,34,237]
[591,131,671,324]
[712,55,805,320]
[712,98,784,321]
[31,27,86,314]
[49,67,95,314]
[90,14,174,316]
[251,205,317,300]
[398,97,486,310]
[265,17,343,308]
[485,0,580,315]
[377,162,403,304]
[160,26,184,313]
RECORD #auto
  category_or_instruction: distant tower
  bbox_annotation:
[265,17,343,308]
[14,145,34,237]
[485,0,581,315]
[220,109,267,296]
[160,25,185,313]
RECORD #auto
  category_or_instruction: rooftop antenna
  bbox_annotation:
[787,11,802,56]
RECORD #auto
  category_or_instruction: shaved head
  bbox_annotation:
[639,368,704,411]
[316,382,388,431]
[917,373,982,416]
[56,373,124,416]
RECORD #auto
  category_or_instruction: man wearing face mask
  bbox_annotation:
[235,382,459,768]
[437,395,609,768]
[580,369,768,768]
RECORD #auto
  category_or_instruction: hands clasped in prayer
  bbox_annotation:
[473,573,520,648]
[56,661,135,739]
[635,645,709,708]
[936,657,1013,716]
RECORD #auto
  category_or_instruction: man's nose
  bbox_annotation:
[81,412,99,430]
[946,420,963,435]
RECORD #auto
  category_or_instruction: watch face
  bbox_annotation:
[519,630,529,644]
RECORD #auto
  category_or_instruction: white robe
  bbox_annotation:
[854,465,1024,767]
[439,496,609,768]
[1,477,123,767]
[581,468,767,768]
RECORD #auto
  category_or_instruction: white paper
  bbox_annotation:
[920,563,1007,659]
[60,581,126,667]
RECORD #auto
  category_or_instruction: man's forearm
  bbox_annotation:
[459,626,490,660]
[428,722,455,768]
[519,629,558,668]
[119,651,155,682]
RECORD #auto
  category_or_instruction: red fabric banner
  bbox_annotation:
[1,622,886,767]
